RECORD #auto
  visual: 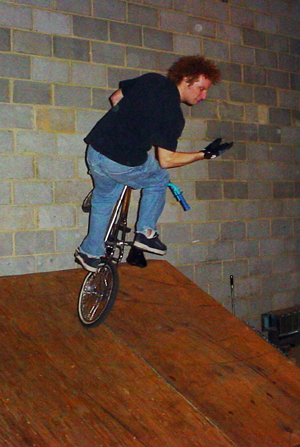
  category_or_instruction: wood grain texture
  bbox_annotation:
[1,260,300,446]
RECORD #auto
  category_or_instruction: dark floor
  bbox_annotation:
[287,344,300,366]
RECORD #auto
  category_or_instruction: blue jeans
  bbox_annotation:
[79,145,170,258]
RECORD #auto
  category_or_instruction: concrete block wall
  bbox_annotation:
[0,0,300,328]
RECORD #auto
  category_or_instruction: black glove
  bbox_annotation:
[201,138,233,159]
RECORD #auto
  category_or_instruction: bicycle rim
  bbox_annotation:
[78,260,119,327]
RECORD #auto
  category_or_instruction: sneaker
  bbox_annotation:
[75,250,100,272]
[133,232,167,255]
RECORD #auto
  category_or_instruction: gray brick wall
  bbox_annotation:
[0,0,300,330]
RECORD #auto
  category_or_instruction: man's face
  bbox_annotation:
[179,75,212,106]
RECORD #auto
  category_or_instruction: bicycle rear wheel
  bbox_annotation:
[78,260,119,327]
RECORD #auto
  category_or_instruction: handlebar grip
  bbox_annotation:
[177,192,190,211]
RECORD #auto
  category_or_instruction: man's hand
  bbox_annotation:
[201,138,233,159]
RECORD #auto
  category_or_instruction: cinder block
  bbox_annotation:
[15,230,55,255]
[279,53,299,72]
[259,200,283,218]
[53,36,90,61]
[0,79,9,103]
[0,27,10,51]
[231,6,254,27]
[256,49,278,69]
[178,243,207,264]
[76,110,105,133]
[57,133,88,156]
[192,222,219,242]
[235,277,262,299]
[33,10,72,35]
[0,2,32,29]
[235,240,259,258]
[218,63,242,85]
[269,107,291,126]
[224,182,248,199]
[203,39,229,61]
[219,101,244,121]
[234,123,258,141]
[254,86,277,106]
[71,63,106,87]
[209,200,236,221]
[13,30,51,56]
[181,118,206,139]
[110,22,142,46]
[14,181,53,204]
[160,10,188,33]
[195,261,222,283]
[56,228,87,252]
[54,85,91,108]
[0,155,34,179]
[278,16,299,39]
[273,181,295,199]
[0,181,10,204]
[36,108,75,132]
[196,181,222,200]
[258,124,281,143]
[223,259,248,279]
[243,28,266,48]
[189,17,215,38]
[32,57,69,83]
[248,181,272,199]
[0,206,34,230]
[36,253,76,273]
[107,67,139,89]
[236,200,260,219]
[128,4,158,27]
[0,257,35,277]
[229,83,253,103]
[37,156,75,179]
[267,34,289,52]
[127,47,157,70]
[144,28,173,51]
[54,180,92,203]
[0,130,13,153]
[247,219,270,239]
[203,1,229,21]
[260,238,285,256]
[244,66,266,85]
[0,53,30,79]
[0,232,13,255]
[290,38,300,56]
[92,42,124,66]
[191,100,218,119]
[16,130,56,155]
[208,241,234,261]
[267,69,289,89]
[217,23,242,43]
[256,13,278,33]
[291,73,300,91]
[93,0,126,21]
[249,257,272,276]
[56,0,91,14]
[38,205,75,229]
[278,91,299,108]
[174,35,201,55]
[161,223,192,244]
[231,44,255,64]
[73,16,108,41]
[14,80,51,105]
[271,218,294,237]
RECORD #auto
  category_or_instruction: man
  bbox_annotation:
[75,55,233,272]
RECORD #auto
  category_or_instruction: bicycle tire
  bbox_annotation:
[78,260,119,327]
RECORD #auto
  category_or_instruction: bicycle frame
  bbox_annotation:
[104,185,132,264]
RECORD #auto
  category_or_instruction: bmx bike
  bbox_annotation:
[77,183,190,327]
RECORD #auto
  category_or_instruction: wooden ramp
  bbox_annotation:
[1,260,300,447]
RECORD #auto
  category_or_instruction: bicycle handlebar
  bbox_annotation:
[168,182,190,211]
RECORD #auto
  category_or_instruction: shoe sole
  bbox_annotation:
[133,241,166,255]
[75,253,98,273]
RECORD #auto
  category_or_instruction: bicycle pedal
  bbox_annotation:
[126,246,147,268]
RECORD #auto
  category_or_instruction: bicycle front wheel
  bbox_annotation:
[78,260,119,327]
